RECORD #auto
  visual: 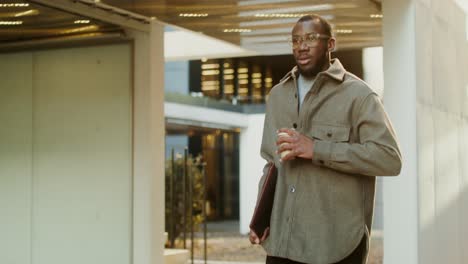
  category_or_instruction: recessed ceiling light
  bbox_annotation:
[336,29,353,34]
[0,3,29,8]
[74,19,91,24]
[254,13,308,18]
[241,4,335,17]
[0,20,23,25]
[223,28,252,33]
[370,14,383,18]
[14,9,39,17]
[61,25,98,34]
[179,13,208,17]
[240,15,334,27]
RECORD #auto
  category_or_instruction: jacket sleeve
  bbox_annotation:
[311,93,402,176]
[257,96,277,200]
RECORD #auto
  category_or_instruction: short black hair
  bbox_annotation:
[297,14,333,37]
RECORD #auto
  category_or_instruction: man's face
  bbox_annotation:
[291,20,331,77]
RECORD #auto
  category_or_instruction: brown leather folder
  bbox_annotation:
[249,163,277,239]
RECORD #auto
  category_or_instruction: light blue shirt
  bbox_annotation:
[297,74,316,109]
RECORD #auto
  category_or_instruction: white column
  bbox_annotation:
[239,114,266,234]
[383,1,468,264]
[382,1,419,263]
[130,21,165,264]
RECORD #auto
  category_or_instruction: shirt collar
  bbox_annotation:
[280,58,346,84]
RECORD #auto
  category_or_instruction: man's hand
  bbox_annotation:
[276,128,315,162]
[249,227,269,245]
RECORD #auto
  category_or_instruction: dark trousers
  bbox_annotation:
[266,235,367,264]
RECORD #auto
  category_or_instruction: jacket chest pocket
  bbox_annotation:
[310,123,350,142]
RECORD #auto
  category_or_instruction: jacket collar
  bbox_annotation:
[280,58,346,84]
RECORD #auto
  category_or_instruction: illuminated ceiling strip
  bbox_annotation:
[239,4,334,16]
[254,13,308,18]
[240,27,292,36]
[0,20,23,25]
[74,19,90,24]
[0,3,29,7]
[336,29,353,34]
[60,25,98,34]
[240,17,298,27]
[14,9,39,17]
[223,28,252,33]
[238,0,300,6]
[179,13,208,17]
[239,15,334,27]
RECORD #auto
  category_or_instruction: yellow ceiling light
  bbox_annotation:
[336,29,353,34]
[0,20,22,25]
[0,3,29,8]
[224,28,252,33]
[179,13,208,17]
[74,19,91,24]
[255,13,308,18]
[61,25,98,34]
[14,9,39,17]
[370,14,383,18]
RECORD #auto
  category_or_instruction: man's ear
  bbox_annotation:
[328,37,336,52]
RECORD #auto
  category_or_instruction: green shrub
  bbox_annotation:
[165,153,205,246]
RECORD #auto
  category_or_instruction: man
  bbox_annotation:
[249,15,402,264]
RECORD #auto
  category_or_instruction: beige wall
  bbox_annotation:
[383,0,468,263]
[415,1,468,263]
[0,52,34,264]
[0,44,133,264]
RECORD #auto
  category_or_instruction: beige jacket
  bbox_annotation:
[258,59,402,264]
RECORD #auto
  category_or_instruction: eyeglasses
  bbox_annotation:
[287,32,331,48]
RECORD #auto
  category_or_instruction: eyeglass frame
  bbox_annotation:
[287,32,332,48]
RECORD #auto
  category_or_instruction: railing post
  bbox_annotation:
[183,149,187,249]
[189,155,194,263]
[170,148,176,248]
[202,163,208,264]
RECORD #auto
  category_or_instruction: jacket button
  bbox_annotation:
[290,186,296,193]
[327,132,332,137]
[294,93,298,98]
[293,123,297,129]
[319,160,324,164]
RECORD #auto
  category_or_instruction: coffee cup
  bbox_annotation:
[277,132,292,159]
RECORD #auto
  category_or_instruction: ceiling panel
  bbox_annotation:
[0,0,383,54]
[103,0,383,53]
[0,0,121,44]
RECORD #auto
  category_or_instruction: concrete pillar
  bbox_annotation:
[129,21,165,264]
[382,0,468,263]
[239,114,266,234]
